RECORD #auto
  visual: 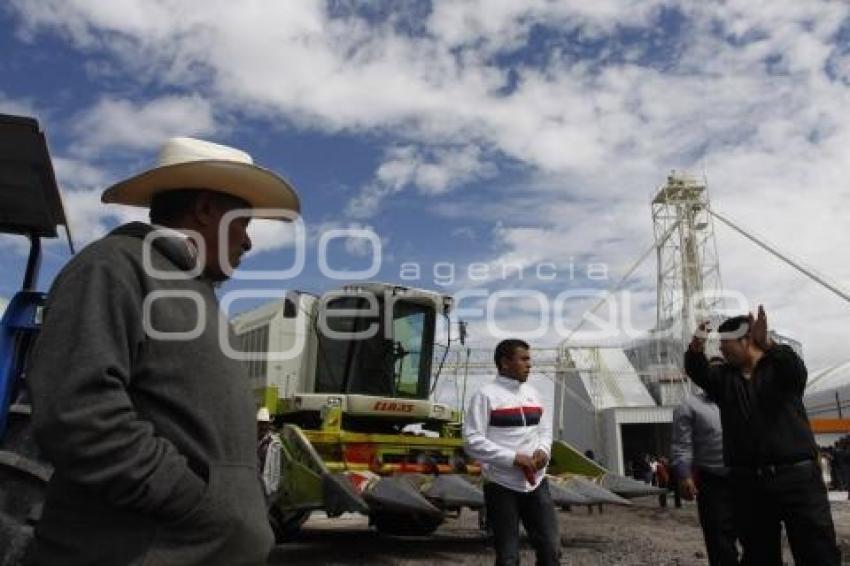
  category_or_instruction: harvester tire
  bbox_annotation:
[372,512,442,536]
[268,507,310,542]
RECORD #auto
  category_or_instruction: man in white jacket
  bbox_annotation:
[463,339,560,566]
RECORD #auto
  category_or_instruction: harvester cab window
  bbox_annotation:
[315,294,435,400]
[315,296,386,395]
[390,302,432,399]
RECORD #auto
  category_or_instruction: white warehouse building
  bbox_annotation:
[552,346,675,476]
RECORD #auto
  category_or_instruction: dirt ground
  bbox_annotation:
[269,494,850,565]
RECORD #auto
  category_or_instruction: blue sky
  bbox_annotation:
[2,1,850,372]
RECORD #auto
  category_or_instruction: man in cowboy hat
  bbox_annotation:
[27,137,300,565]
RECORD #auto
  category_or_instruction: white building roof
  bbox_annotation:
[806,361,850,394]
[804,360,850,419]
[562,347,657,410]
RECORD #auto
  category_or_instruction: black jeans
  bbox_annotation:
[696,469,738,566]
[732,460,840,566]
[483,479,560,566]
[669,468,682,508]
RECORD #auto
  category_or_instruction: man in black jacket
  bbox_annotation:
[685,307,839,565]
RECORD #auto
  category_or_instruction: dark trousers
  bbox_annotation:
[695,470,738,566]
[732,460,840,566]
[483,479,560,566]
[670,469,682,509]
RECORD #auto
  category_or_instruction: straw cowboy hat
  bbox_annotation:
[101,137,300,218]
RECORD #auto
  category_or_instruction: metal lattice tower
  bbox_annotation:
[651,171,723,364]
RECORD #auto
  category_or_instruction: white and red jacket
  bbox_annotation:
[463,375,552,492]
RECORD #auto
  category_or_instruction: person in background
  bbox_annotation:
[672,375,738,565]
[257,407,282,503]
[819,448,832,492]
[836,437,850,494]
[655,457,671,508]
[642,454,653,484]
[650,456,658,486]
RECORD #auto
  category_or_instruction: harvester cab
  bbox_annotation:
[238,283,458,429]
[232,282,483,538]
[0,114,72,557]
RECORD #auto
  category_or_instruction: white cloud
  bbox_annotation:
[451,226,475,240]
[49,158,135,248]
[0,91,38,117]
[343,226,381,258]
[245,218,298,255]
[384,145,494,195]
[306,220,388,259]
[71,95,216,154]
[426,0,668,64]
[348,144,496,217]
[6,0,850,370]
[345,182,395,220]
[53,156,111,190]
[62,188,147,246]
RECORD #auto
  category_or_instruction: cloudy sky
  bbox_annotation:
[2,0,850,376]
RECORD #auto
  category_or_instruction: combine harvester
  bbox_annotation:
[232,283,666,539]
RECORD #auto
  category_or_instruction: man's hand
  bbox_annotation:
[514,453,535,471]
[749,305,773,351]
[514,453,537,483]
[532,449,549,471]
[679,478,697,501]
[689,322,708,353]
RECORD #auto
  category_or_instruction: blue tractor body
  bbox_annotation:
[0,291,46,437]
[0,113,72,562]
[0,113,71,435]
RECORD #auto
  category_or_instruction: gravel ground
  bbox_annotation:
[269,494,850,565]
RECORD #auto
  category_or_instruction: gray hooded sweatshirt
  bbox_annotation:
[27,222,273,565]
